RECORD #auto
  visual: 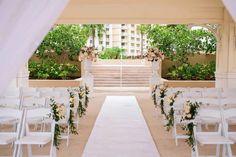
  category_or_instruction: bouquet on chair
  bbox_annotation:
[144,47,165,62]
[78,46,98,62]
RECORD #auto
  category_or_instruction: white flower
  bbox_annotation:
[56,103,66,117]
[183,103,191,114]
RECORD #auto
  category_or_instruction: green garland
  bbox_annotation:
[84,85,90,108]
[181,101,200,151]
[68,90,78,135]
[158,84,168,118]
[49,99,65,149]
[165,91,181,131]
[151,85,158,107]
[75,86,90,118]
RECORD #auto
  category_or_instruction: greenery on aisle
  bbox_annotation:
[151,84,201,151]
[49,85,90,149]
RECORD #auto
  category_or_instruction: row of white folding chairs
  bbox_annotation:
[170,96,236,146]
[0,89,80,146]
[0,108,56,157]
[0,87,81,109]
[167,87,236,99]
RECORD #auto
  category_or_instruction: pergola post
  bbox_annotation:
[215,9,236,88]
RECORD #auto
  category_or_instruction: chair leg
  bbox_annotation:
[226,144,232,157]
[173,124,178,146]
[67,125,70,146]
[216,144,220,157]
[222,145,226,157]
[27,144,32,157]
[194,142,199,157]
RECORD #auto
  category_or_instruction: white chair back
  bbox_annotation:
[21,97,46,109]
[0,98,20,109]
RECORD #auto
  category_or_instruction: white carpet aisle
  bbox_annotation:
[82,96,160,157]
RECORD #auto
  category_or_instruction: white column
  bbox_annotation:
[215,9,236,88]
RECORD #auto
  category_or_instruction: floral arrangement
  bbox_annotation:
[144,47,164,62]
[75,85,90,117]
[151,85,158,107]
[84,85,90,108]
[68,90,78,135]
[181,101,201,150]
[78,46,98,62]
[158,84,168,117]
[165,91,182,131]
[49,99,66,149]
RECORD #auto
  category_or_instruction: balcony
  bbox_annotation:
[121,39,128,42]
[121,26,128,29]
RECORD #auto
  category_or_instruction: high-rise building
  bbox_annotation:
[86,24,149,56]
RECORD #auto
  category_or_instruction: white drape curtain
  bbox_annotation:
[222,0,236,22]
[0,0,69,94]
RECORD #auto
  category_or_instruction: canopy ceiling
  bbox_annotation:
[57,0,225,24]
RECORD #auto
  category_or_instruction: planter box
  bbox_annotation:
[29,78,82,87]
[163,79,215,88]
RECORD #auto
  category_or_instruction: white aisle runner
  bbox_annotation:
[82,96,160,157]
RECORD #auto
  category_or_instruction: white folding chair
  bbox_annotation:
[222,88,236,98]
[21,97,46,109]
[222,108,236,157]
[172,98,192,146]
[37,88,54,93]
[0,108,24,157]
[21,87,37,93]
[53,97,71,146]
[15,108,55,157]
[202,88,221,98]
[53,88,70,98]
[193,108,233,157]
[0,88,21,98]
[0,98,20,109]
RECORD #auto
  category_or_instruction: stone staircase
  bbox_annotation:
[91,65,152,87]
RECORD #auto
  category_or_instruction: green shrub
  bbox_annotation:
[99,47,125,59]
[29,60,78,80]
[167,61,215,80]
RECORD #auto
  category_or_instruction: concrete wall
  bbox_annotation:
[29,79,82,87]
[163,80,215,88]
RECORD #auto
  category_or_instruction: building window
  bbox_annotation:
[121,29,125,33]
[131,24,135,27]
[106,28,109,31]
[131,31,135,34]
[121,43,125,46]
[99,41,103,44]
[131,43,135,46]
[131,37,135,40]
[121,36,125,39]
[106,35,109,38]
[106,42,109,45]
[90,40,93,44]
[121,24,125,26]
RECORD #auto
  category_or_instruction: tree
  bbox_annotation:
[146,25,216,64]
[83,24,105,48]
[36,24,89,60]
[99,47,125,59]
